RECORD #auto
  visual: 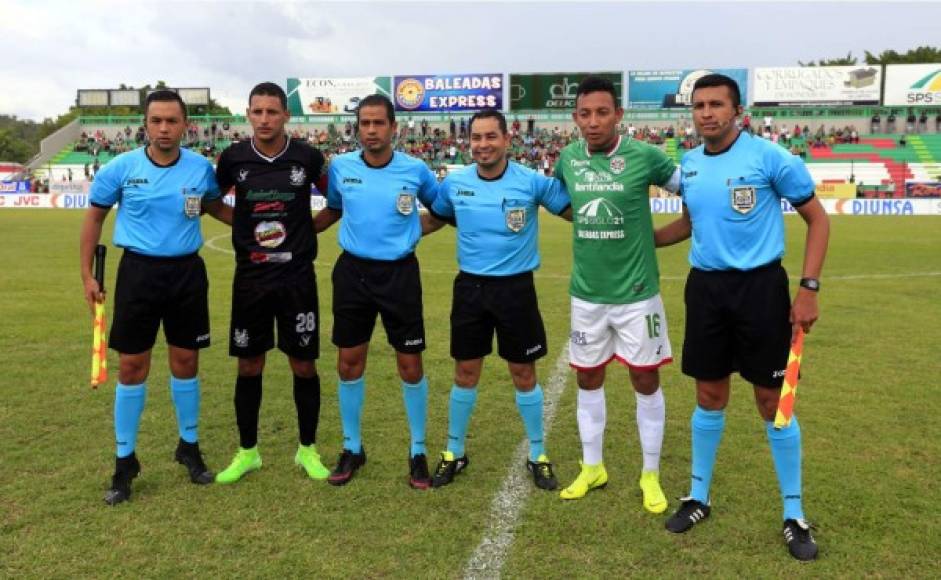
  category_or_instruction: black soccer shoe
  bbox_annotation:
[526,456,558,491]
[783,519,818,561]
[104,453,141,506]
[431,451,470,488]
[328,447,367,486]
[409,453,432,490]
[174,439,214,484]
[665,497,711,533]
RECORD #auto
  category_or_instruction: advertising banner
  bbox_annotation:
[393,74,502,112]
[753,66,882,106]
[628,69,748,108]
[905,181,941,198]
[884,64,941,106]
[648,197,941,215]
[814,183,856,199]
[0,181,30,193]
[509,72,621,110]
[287,77,392,116]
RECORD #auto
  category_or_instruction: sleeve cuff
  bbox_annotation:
[791,191,815,208]
[553,203,571,216]
[428,206,456,226]
[90,201,112,209]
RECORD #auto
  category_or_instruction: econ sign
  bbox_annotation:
[287,77,392,116]
[509,72,622,110]
[628,69,749,108]
[884,64,941,106]
[393,74,502,112]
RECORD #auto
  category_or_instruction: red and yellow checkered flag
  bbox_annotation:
[774,328,804,429]
[91,301,108,388]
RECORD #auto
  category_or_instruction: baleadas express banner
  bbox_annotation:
[509,72,622,110]
[286,77,392,116]
[393,74,503,112]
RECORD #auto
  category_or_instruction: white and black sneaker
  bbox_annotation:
[665,496,710,533]
[783,518,818,561]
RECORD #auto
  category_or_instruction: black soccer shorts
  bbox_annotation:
[229,265,320,360]
[450,271,548,364]
[110,251,210,354]
[681,260,792,388]
[331,251,425,353]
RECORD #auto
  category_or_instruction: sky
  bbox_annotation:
[2,0,940,120]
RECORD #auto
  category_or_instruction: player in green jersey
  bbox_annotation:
[554,76,680,512]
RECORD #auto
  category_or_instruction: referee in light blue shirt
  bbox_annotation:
[423,109,572,491]
[654,74,830,561]
[80,90,232,506]
[314,94,439,489]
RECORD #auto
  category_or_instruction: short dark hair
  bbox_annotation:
[575,76,620,109]
[468,109,507,134]
[145,89,187,118]
[356,94,395,123]
[692,74,742,108]
[249,82,288,110]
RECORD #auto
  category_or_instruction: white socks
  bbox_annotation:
[635,387,665,472]
[576,387,606,465]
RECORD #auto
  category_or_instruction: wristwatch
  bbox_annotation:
[799,278,820,292]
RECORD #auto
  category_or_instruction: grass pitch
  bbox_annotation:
[1,210,939,578]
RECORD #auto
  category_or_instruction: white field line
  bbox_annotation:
[461,346,570,580]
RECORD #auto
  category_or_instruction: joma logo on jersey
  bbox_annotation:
[343,177,362,184]
[456,189,475,196]
[124,178,149,187]
[569,159,590,168]
[682,170,697,178]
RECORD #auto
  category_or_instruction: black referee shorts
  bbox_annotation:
[229,265,320,360]
[110,250,211,355]
[451,271,548,364]
[331,251,425,353]
[681,260,792,388]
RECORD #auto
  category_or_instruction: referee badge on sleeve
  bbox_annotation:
[505,207,526,232]
[396,191,415,215]
[730,185,756,214]
[183,188,201,218]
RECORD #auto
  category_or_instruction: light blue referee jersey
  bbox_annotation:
[680,132,815,271]
[432,162,570,276]
[89,147,221,257]
[326,151,438,261]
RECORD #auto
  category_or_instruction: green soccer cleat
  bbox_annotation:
[295,444,330,480]
[639,470,668,514]
[215,447,262,484]
[559,461,608,500]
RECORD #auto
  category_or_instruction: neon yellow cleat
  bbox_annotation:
[559,462,608,500]
[639,470,668,513]
[295,444,330,480]
[215,447,262,484]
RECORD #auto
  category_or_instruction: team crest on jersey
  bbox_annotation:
[396,192,415,215]
[182,188,201,218]
[730,186,757,214]
[609,156,626,175]
[505,207,526,232]
[238,169,249,182]
[289,166,306,186]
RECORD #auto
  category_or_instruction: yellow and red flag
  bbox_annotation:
[774,328,804,429]
[91,301,107,388]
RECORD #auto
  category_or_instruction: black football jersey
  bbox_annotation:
[216,138,325,280]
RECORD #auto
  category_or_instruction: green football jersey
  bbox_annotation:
[555,136,676,304]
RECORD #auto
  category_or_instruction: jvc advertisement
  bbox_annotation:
[753,66,881,106]
[509,72,622,110]
[628,69,749,108]
[393,74,502,112]
[286,77,392,116]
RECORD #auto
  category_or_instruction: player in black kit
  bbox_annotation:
[214,82,330,483]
